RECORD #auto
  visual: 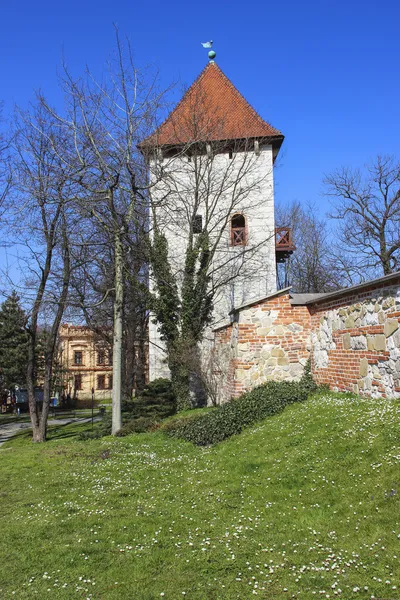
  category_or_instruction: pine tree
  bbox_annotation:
[0,291,29,391]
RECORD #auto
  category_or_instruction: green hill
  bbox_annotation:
[0,392,399,599]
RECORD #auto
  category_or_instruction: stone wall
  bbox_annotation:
[310,281,400,398]
[214,290,311,400]
[214,274,400,402]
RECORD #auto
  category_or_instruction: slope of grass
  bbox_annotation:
[0,392,399,599]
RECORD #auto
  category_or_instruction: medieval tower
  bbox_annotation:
[144,56,284,380]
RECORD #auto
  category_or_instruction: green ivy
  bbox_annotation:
[167,372,316,446]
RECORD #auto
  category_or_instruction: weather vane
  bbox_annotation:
[201,40,216,62]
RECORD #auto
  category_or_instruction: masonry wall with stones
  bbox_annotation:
[214,275,400,402]
[214,291,311,401]
[310,280,400,398]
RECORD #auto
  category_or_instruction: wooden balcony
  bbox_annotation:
[275,227,296,263]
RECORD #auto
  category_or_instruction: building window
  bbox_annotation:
[97,375,106,390]
[231,214,247,246]
[192,214,203,234]
[74,374,83,391]
[97,350,105,365]
[108,375,113,390]
[74,351,83,365]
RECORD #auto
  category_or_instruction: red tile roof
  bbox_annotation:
[143,63,283,148]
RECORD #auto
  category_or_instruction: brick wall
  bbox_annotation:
[214,276,400,402]
[214,291,311,400]
[309,280,400,397]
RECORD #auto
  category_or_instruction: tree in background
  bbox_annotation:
[70,219,148,402]
[0,291,28,393]
[325,155,400,278]
[6,103,79,442]
[275,201,348,293]
[0,102,12,208]
[39,31,166,433]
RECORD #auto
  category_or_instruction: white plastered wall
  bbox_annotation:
[148,144,277,381]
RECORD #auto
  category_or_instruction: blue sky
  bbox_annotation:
[1,0,399,214]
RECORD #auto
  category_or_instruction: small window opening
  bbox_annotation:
[97,350,105,365]
[229,150,233,159]
[231,214,246,246]
[192,214,203,234]
[74,374,83,391]
[74,351,83,365]
[108,375,113,390]
[97,375,106,390]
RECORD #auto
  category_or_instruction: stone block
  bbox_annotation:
[261,318,272,328]
[271,347,284,357]
[277,357,290,366]
[374,334,386,351]
[384,319,399,338]
[345,316,355,328]
[343,333,351,349]
[359,357,369,377]
[350,335,367,350]
[378,311,385,324]
[275,325,286,335]
[238,342,249,352]
[367,336,375,351]
[235,369,246,381]
[256,327,270,336]
[266,357,277,366]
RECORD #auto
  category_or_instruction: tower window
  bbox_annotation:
[192,214,203,234]
[97,350,105,365]
[231,214,247,246]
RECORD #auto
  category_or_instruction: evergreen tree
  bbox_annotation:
[0,291,29,391]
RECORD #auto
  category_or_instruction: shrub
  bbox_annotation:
[116,417,158,437]
[122,378,176,418]
[74,398,101,410]
[78,412,112,440]
[167,373,315,446]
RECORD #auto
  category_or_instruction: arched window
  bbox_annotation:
[231,214,247,246]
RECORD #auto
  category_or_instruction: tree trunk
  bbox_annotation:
[111,228,124,434]
[170,362,192,412]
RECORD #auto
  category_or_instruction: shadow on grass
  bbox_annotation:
[4,421,96,446]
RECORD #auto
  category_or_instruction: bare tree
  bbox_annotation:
[0,102,12,209]
[325,155,400,278]
[6,105,79,442]
[70,218,148,401]
[39,31,167,433]
[275,200,353,292]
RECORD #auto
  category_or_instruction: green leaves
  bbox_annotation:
[0,291,29,391]
[167,373,316,446]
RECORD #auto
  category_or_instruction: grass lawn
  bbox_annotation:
[0,392,399,599]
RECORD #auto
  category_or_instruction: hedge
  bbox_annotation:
[166,369,316,446]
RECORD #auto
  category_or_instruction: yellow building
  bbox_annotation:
[59,324,113,401]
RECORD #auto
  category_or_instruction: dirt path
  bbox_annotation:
[0,417,98,447]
